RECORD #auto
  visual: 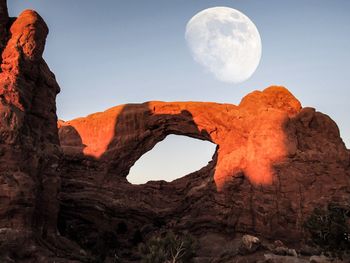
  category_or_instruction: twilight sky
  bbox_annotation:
[8,1,350,183]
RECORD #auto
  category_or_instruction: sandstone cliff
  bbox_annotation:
[0,0,59,249]
[0,1,349,262]
[0,1,81,262]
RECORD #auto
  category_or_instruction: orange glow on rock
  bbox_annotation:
[58,86,301,190]
[58,106,124,158]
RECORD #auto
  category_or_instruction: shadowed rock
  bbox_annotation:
[59,87,303,189]
[0,7,54,229]
[0,3,83,262]
[0,0,9,62]
[58,88,349,261]
[0,1,349,262]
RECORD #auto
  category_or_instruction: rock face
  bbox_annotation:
[58,88,350,260]
[0,1,349,262]
[0,0,65,261]
[59,87,302,189]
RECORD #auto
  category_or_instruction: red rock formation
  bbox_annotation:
[0,1,349,262]
[58,87,349,261]
[0,1,77,261]
[59,87,302,189]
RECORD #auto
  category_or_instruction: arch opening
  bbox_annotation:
[126,134,216,184]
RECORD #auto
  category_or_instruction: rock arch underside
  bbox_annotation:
[0,1,349,262]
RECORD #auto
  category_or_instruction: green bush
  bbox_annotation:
[138,231,196,263]
[303,203,350,258]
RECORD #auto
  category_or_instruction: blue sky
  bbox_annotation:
[8,1,350,182]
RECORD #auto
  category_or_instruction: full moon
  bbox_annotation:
[185,7,262,84]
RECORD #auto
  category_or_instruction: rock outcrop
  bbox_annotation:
[59,87,303,189]
[0,1,349,262]
[58,87,349,261]
[0,1,77,261]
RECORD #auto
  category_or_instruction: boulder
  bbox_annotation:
[239,234,261,254]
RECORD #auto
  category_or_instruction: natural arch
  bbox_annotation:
[126,134,216,184]
[58,87,302,190]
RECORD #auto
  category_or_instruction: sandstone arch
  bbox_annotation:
[59,87,302,189]
[0,0,349,261]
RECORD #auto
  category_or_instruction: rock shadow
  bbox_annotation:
[100,102,215,180]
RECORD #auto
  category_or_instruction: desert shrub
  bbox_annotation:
[303,203,350,258]
[138,231,196,263]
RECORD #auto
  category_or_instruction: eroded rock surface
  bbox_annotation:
[0,1,349,262]
[58,87,349,261]
[0,1,82,262]
[0,4,56,233]
[59,87,303,189]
